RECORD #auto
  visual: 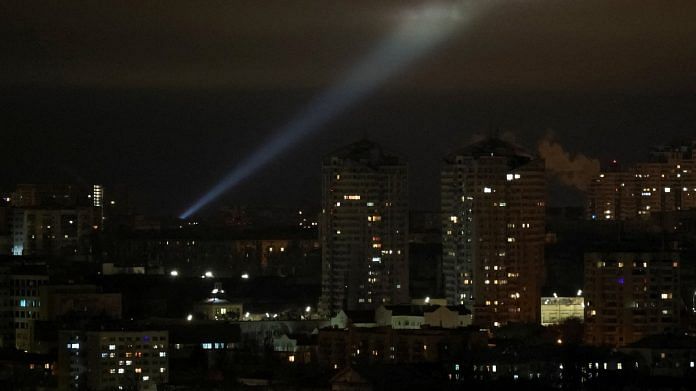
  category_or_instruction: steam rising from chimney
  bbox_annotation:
[538,137,599,191]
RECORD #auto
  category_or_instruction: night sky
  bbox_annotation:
[2,1,696,215]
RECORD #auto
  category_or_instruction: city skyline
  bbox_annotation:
[2,1,696,389]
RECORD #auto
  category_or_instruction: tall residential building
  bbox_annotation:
[6,183,111,257]
[584,251,681,346]
[11,184,93,208]
[587,141,696,220]
[441,138,546,326]
[10,207,100,257]
[319,140,409,314]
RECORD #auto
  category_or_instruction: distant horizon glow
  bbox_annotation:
[180,1,483,219]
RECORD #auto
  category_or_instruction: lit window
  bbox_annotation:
[288,355,295,363]
[109,344,116,351]
[483,187,492,193]
[118,368,124,374]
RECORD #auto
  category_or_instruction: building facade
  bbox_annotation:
[587,142,696,220]
[540,296,584,326]
[0,267,49,350]
[441,138,546,326]
[320,140,409,314]
[58,329,168,391]
[584,251,681,346]
[10,207,100,257]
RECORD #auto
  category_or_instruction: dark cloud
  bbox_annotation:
[2,0,695,92]
[2,1,696,214]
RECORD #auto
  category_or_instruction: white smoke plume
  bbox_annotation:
[538,137,599,191]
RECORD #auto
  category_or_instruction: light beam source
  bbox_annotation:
[180,1,483,219]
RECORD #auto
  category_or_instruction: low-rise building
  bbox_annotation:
[330,310,377,329]
[423,305,472,329]
[619,334,696,377]
[58,328,168,391]
[375,305,473,329]
[318,326,486,370]
[375,305,425,329]
[39,285,122,321]
[272,333,318,364]
[540,296,584,326]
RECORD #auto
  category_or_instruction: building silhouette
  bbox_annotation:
[587,141,696,220]
[319,140,409,314]
[441,137,546,326]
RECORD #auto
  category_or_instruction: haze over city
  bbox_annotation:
[3,0,696,214]
[2,1,696,390]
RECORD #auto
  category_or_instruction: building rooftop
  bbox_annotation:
[324,139,403,167]
[384,304,471,316]
[445,137,535,167]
